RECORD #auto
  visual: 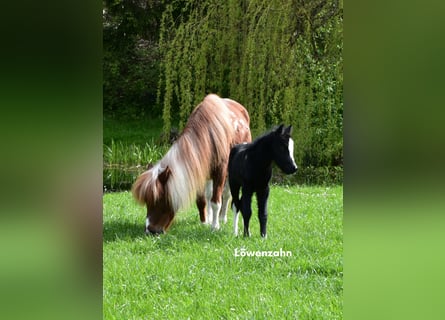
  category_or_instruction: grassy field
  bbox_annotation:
[103,185,343,319]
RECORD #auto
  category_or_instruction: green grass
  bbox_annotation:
[103,185,343,319]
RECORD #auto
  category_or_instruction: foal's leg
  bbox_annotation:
[241,188,254,237]
[230,180,242,236]
[256,186,270,238]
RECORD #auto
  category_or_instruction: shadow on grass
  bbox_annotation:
[103,220,145,243]
[103,215,235,245]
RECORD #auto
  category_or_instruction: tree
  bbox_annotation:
[158,0,343,167]
[103,0,167,118]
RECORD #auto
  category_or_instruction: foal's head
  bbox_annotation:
[271,125,298,174]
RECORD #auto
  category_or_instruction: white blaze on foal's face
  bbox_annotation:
[288,138,297,168]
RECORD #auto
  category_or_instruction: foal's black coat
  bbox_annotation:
[228,125,297,237]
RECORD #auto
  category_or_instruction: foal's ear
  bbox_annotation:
[285,125,293,136]
[147,162,154,170]
[158,166,172,184]
[276,124,285,135]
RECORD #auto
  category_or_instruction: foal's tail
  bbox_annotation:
[228,179,241,213]
[228,146,241,213]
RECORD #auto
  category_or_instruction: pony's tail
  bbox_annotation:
[131,171,151,205]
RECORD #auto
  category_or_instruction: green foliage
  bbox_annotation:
[103,185,343,319]
[103,116,169,191]
[158,0,343,168]
[103,0,343,184]
[103,116,165,146]
[103,0,166,118]
[103,140,169,191]
[103,115,342,189]
[274,165,343,186]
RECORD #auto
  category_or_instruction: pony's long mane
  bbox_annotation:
[132,94,237,212]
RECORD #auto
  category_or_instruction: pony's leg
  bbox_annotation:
[210,202,221,231]
[219,181,231,224]
[210,172,226,231]
[241,189,254,237]
[256,186,270,238]
[196,192,207,223]
[204,180,213,224]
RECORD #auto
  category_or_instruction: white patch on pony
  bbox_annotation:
[149,163,163,181]
[145,217,150,233]
[234,120,239,131]
[143,163,163,201]
[233,203,239,236]
[211,201,222,231]
[288,138,297,168]
[232,118,247,132]
[205,180,213,224]
[207,204,213,225]
[165,144,194,212]
[229,110,238,129]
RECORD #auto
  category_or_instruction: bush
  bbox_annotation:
[158,0,343,169]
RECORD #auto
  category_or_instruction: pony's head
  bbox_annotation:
[132,164,175,235]
[271,125,298,174]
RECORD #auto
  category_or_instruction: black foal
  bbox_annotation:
[228,125,297,237]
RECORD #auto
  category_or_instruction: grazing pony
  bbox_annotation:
[132,94,251,234]
[228,125,297,238]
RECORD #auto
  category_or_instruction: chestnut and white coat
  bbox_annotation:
[132,94,251,234]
